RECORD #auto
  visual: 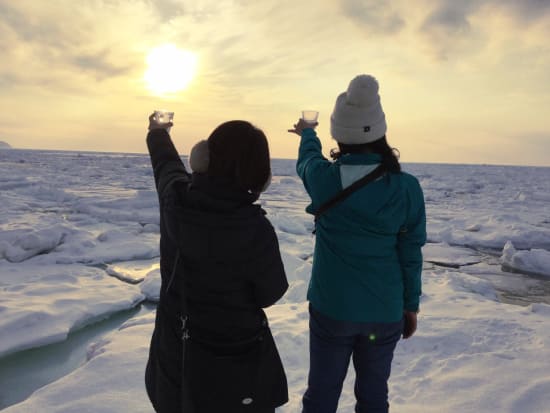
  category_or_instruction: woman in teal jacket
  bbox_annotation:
[288,74,426,413]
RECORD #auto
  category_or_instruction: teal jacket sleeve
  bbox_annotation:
[296,128,337,210]
[397,176,427,312]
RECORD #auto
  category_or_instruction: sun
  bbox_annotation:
[144,44,197,95]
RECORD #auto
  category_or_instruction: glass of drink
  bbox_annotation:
[302,110,319,124]
[154,110,174,133]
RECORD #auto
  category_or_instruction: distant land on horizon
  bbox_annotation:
[0,141,12,149]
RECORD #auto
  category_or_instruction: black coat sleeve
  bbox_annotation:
[250,220,288,308]
[146,128,191,197]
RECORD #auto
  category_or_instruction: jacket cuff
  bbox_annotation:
[404,299,420,313]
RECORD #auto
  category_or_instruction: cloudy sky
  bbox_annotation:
[1,0,549,166]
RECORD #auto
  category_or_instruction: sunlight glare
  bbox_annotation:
[144,44,197,95]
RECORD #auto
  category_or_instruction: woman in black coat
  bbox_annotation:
[144,114,289,413]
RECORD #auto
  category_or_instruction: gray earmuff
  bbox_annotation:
[189,140,209,173]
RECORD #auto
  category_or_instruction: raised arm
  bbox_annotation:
[289,118,334,208]
[146,114,191,197]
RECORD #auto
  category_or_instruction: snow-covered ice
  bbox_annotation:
[501,241,550,277]
[0,262,144,358]
[1,149,550,412]
[423,242,481,268]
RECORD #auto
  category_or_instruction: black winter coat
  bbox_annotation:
[144,129,289,413]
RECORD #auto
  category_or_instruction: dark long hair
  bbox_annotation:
[330,136,401,173]
[207,120,271,193]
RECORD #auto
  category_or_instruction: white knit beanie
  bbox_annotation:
[330,74,387,144]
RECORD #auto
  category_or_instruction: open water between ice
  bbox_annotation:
[0,304,155,409]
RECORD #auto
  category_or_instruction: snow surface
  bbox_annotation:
[1,149,550,412]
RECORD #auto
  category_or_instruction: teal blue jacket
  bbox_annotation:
[297,128,426,323]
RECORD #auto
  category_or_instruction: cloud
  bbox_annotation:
[0,0,549,166]
[0,1,164,96]
[0,0,333,107]
[421,2,474,34]
[418,1,478,60]
[0,1,81,50]
[420,0,550,33]
[335,0,549,63]
[497,0,550,23]
[70,50,132,80]
[150,0,186,20]
[339,0,405,35]
[164,0,341,96]
[416,0,550,61]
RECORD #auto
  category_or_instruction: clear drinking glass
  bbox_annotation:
[153,110,174,132]
[302,110,319,124]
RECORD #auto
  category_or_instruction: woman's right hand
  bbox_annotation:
[287,118,318,136]
[148,113,173,131]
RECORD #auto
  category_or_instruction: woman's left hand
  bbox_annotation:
[148,113,173,131]
[402,311,418,339]
[287,118,318,136]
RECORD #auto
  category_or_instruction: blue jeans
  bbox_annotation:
[302,305,403,413]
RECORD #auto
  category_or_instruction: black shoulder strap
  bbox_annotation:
[170,249,192,340]
[313,164,386,222]
[165,249,190,315]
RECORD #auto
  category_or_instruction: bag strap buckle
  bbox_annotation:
[180,315,190,340]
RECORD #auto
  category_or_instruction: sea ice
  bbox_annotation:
[0,263,145,358]
[1,150,550,412]
[501,241,550,277]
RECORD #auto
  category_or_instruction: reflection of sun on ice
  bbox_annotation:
[145,44,197,95]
